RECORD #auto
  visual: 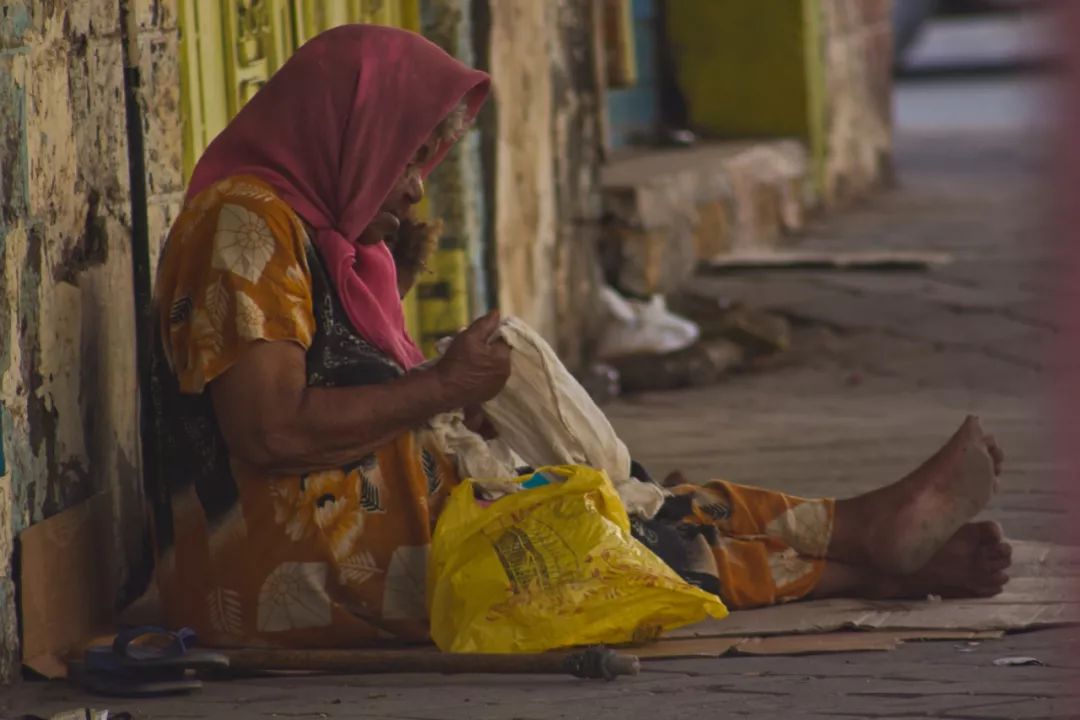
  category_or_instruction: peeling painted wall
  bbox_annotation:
[549,0,607,367]
[818,0,894,206]
[488,0,606,366]
[0,0,181,681]
[135,0,184,272]
[489,0,559,340]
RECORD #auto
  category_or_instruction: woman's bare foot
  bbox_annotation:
[874,416,1001,574]
[812,521,1012,601]
[874,521,1012,599]
[830,416,1002,576]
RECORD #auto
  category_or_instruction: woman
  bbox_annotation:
[150,25,1011,649]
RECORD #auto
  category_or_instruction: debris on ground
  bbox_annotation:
[608,339,745,393]
[668,294,791,356]
[993,656,1044,667]
[588,288,797,395]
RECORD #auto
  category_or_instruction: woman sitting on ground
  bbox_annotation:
[149,25,1011,647]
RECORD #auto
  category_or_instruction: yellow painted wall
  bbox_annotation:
[665,1,825,193]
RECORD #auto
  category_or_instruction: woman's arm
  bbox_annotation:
[210,311,510,476]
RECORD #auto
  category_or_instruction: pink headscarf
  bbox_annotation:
[186,25,490,368]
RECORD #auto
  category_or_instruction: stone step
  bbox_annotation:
[599,140,815,296]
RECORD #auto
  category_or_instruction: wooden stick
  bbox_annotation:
[224,646,640,680]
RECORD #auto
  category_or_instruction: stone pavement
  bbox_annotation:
[611,129,1063,546]
[4,103,1077,720]
[2,627,1078,720]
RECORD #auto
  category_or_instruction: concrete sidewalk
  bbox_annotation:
[612,129,1061,544]
[4,102,1076,720]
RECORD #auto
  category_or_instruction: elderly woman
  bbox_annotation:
[150,26,1011,649]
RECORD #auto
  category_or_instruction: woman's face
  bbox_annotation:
[359,135,440,247]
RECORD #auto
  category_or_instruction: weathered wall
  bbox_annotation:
[489,0,559,341]
[818,0,894,206]
[135,1,184,273]
[549,0,607,366]
[488,0,607,366]
[0,0,180,681]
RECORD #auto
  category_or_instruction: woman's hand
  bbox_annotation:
[435,311,511,407]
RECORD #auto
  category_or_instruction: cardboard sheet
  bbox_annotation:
[19,493,114,678]
[704,249,954,272]
[671,541,1080,641]
[634,630,1004,660]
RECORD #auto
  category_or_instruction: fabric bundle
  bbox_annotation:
[429,317,666,518]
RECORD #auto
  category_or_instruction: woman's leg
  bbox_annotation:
[658,415,1008,607]
[667,415,1004,575]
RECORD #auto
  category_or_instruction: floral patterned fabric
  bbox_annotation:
[636,482,833,609]
[149,175,456,647]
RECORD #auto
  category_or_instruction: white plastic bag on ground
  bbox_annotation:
[596,286,700,360]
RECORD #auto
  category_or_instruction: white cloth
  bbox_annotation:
[427,410,516,482]
[428,317,666,518]
[595,286,700,360]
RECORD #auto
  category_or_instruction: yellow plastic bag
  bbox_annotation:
[428,465,728,653]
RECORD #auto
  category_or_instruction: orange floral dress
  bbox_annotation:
[149,175,458,647]
[148,175,832,650]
